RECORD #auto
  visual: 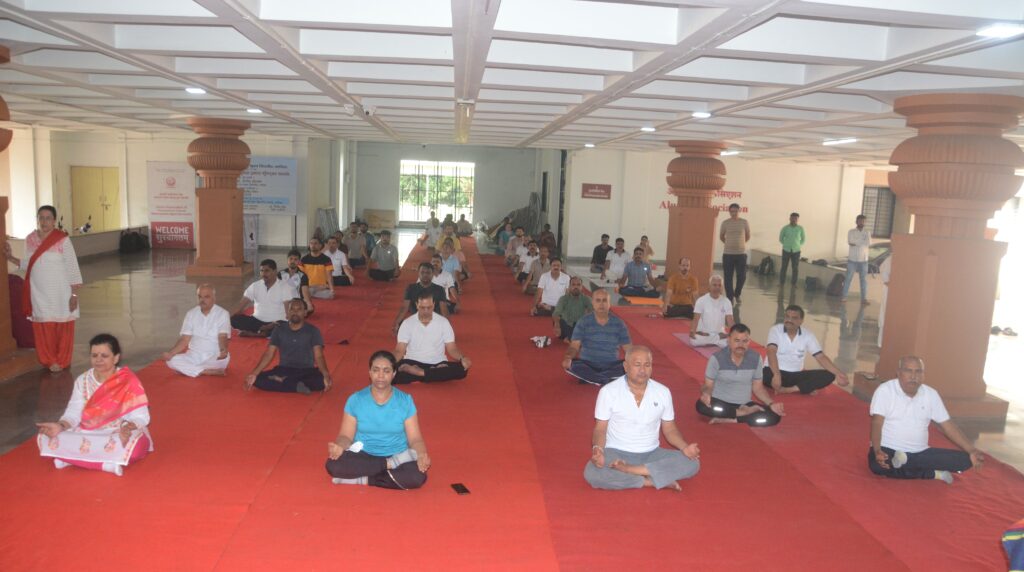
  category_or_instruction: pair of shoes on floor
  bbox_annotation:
[530,336,551,348]
[992,326,1018,336]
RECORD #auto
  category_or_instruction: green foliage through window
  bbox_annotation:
[399,160,475,222]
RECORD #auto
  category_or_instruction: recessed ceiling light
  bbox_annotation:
[977,23,1024,38]
[691,111,712,119]
[721,150,740,156]
[822,137,857,146]
[246,108,263,114]
[185,87,206,95]
[584,143,595,148]
[640,126,656,132]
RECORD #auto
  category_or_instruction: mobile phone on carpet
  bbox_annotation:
[451,483,470,495]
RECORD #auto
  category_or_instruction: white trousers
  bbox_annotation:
[168,350,230,377]
[689,333,727,348]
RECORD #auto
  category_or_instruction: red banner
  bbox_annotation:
[150,222,195,249]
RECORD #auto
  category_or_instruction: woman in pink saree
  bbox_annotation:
[36,334,153,476]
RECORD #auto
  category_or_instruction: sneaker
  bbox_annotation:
[541,336,552,348]
[891,450,908,469]
[53,459,70,470]
[934,470,954,485]
[102,462,123,477]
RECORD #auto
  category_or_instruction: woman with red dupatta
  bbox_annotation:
[36,334,153,476]
[4,205,83,371]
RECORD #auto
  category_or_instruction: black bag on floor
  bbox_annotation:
[804,276,821,291]
[119,230,151,253]
[826,274,845,297]
[756,256,775,276]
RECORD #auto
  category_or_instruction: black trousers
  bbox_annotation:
[394,359,467,384]
[325,450,427,490]
[867,446,971,480]
[695,397,781,427]
[533,306,553,316]
[557,319,575,340]
[664,304,694,319]
[348,257,366,267]
[231,314,274,334]
[762,367,834,394]
[516,272,528,283]
[253,366,325,393]
[566,359,624,386]
[722,253,748,300]
[779,251,800,284]
[369,268,396,281]
[332,275,352,286]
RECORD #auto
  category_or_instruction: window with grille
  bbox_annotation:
[862,186,895,238]
[399,160,475,222]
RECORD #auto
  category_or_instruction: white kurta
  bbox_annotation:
[37,368,153,466]
[168,305,231,377]
[21,232,82,322]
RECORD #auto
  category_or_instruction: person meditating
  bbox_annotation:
[163,284,231,377]
[522,245,551,295]
[764,304,848,395]
[617,247,660,298]
[368,230,400,282]
[393,291,471,384]
[689,275,734,348]
[868,356,983,484]
[393,262,449,334]
[697,324,784,426]
[563,289,631,386]
[590,233,613,274]
[663,257,699,319]
[231,259,296,337]
[325,350,431,489]
[456,214,473,236]
[552,276,593,342]
[301,238,335,300]
[245,299,333,394]
[36,334,153,477]
[430,254,459,315]
[532,258,569,317]
[280,249,314,315]
[325,236,355,287]
[584,346,700,491]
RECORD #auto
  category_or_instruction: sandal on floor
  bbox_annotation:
[1003,327,1018,337]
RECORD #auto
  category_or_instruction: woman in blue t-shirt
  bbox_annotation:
[325,350,431,489]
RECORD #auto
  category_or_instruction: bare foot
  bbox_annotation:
[667,481,682,492]
[809,390,819,396]
[736,404,764,417]
[774,386,799,394]
[48,364,63,373]
[609,459,646,476]
[399,363,425,377]
[709,418,737,424]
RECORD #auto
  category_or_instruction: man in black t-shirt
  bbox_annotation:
[393,262,448,334]
[279,249,314,315]
[590,234,613,273]
[245,299,333,394]
[300,238,335,300]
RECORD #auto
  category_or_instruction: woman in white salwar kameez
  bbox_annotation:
[4,205,82,371]
[36,334,153,477]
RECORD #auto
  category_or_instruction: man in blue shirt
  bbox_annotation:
[618,247,660,298]
[562,289,631,386]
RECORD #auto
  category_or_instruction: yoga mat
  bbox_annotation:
[672,332,720,358]
[621,296,663,306]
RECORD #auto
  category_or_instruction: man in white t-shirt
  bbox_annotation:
[689,275,734,348]
[431,253,458,314]
[842,214,872,303]
[532,258,570,317]
[764,304,848,395]
[163,284,231,377]
[231,259,297,337]
[601,238,630,283]
[393,290,471,384]
[584,346,701,491]
[422,217,442,250]
[869,356,983,484]
[325,236,355,286]
[516,241,539,284]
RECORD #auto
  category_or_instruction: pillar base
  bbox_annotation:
[0,349,47,382]
[665,206,718,288]
[186,261,252,277]
[853,372,1008,422]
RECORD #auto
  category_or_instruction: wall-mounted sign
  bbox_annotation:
[239,157,298,215]
[581,183,611,200]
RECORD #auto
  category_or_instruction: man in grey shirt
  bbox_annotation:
[696,323,784,426]
[368,230,401,282]
[719,203,751,305]
[245,299,333,394]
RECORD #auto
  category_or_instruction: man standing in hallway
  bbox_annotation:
[246,299,332,394]
[164,284,231,377]
[778,212,805,286]
[563,289,632,386]
[663,257,699,319]
[843,214,871,303]
[719,203,751,304]
[868,356,983,484]
[763,304,848,394]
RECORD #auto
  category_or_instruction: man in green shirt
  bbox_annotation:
[552,276,593,342]
[778,212,806,286]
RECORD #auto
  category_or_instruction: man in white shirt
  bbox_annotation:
[764,304,848,395]
[516,241,539,284]
[422,217,442,250]
[869,356,983,484]
[393,290,471,384]
[279,249,314,316]
[231,259,297,337]
[512,240,530,277]
[532,258,570,317]
[843,214,872,303]
[163,284,231,377]
[601,238,630,283]
[431,253,458,314]
[689,275,734,348]
[584,345,701,490]
[325,236,356,286]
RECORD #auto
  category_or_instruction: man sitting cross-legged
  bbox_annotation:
[393,290,471,384]
[689,275,734,348]
[164,284,231,377]
[697,324,784,426]
[562,289,632,386]
[552,276,592,343]
[531,258,569,317]
[301,238,335,300]
[393,262,449,335]
[522,245,551,295]
[763,304,848,395]
[245,299,333,394]
[430,253,458,315]
[617,247,660,298]
[584,345,701,491]
[662,257,699,319]
[231,259,296,337]
[368,230,401,282]
[279,249,315,315]
[325,236,356,287]
[516,241,539,284]
[868,356,984,485]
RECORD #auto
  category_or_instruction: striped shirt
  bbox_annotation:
[720,218,750,255]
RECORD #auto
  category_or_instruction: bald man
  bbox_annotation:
[563,289,631,386]
[163,284,231,377]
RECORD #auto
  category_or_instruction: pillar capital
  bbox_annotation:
[666,140,726,208]
[186,117,252,188]
[889,94,1024,239]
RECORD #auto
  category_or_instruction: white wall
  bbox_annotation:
[354,141,544,227]
[564,148,866,263]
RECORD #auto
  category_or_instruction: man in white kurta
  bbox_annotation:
[689,275,734,348]
[163,284,231,377]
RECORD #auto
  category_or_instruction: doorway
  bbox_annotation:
[71,166,121,233]
[398,160,475,223]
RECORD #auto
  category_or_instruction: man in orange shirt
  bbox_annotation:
[662,257,699,319]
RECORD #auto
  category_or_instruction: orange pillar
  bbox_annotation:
[868,94,1024,420]
[185,117,253,277]
[665,140,726,288]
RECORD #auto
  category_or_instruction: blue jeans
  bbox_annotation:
[843,260,868,299]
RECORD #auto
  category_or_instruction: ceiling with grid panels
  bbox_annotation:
[2,0,1024,165]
